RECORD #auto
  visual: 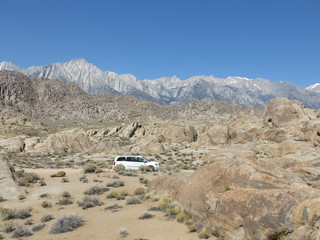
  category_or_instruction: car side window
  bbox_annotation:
[127,157,136,162]
[117,157,126,161]
[137,157,144,162]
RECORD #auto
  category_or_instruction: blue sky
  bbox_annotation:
[1,0,319,87]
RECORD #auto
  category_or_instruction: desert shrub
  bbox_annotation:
[106,191,119,199]
[0,233,3,240]
[138,212,154,220]
[1,208,15,220]
[14,208,32,219]
[18,172,41,186]
[198,228,211,239]
[134,187,145,196]
[49,213,85,234]
[25,219,33,225]
[32,223,46,232]
[119,190,129,197]
[38,180,46,186]
[39,193,50,198]
[0,196,5,202]
[78,197,103,209]
[50,171,66,177]
[176,211,192,223]
[3,221,16,233]
[61,177,69,183]
[126,196,141,205]
[12,225,32,238]
[139,177,149,185]
[94,167,103,173]
[41,214,54,222]
[224,185,231,191]
[61,191,72,198]
[139,165,150,172]
[83,164,97,173]
[84,186,109,195]
[106,180,125,188]
[79,175,89,183]
[165,203,181,218]
[57,198,73,205]
[41,201,52,208]
[104,204,123,211]
[119,227,128,238]
[114,164,125,172]
[157,196,172,211]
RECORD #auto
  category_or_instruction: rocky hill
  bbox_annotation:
[1,59,320,108]
[0,70,256,121]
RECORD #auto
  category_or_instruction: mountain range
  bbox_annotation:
[1,59,320,108]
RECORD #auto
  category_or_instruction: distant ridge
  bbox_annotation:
[1,59,320,108]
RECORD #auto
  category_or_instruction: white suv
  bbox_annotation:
[113,156,160,171]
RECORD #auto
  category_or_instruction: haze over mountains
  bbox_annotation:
[1,59,320,108]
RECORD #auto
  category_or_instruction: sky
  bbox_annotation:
[0,0,319,87]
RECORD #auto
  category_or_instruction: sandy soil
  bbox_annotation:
[0,168,200,240]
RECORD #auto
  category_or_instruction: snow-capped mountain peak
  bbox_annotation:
[0,59,320,108]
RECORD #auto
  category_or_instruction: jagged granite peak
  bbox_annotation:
[306,83,320,93]
[0,59,320,108]
[0,61,22,71]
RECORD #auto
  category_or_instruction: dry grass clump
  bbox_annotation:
[104,203,123,211]
[126,196,141,205]
[57,191,73,205]
[41,201,52,208]
[0,208,32,220]
[83,164,103,174]
[0,196,5,202]
[17,170,41,186]
[78,197,103,209]
[11,225,32,238]
[198,228,211,239]
[84,185,109,195]
[41,214,54,222]
[138,212,154,220]
[49,213,85,234]
[79,175,89,183]
[119,227,129,238]
[106,190,128,200]
[133,187,145,196]
[106,180,125,188]
[114,164,125,172]
[3,221,16,233]
[32,223,46,232]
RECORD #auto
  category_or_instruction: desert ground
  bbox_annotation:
[1,167,200,240]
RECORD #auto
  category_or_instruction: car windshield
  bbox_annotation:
[141,157,150,162]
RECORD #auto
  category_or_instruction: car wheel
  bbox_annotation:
[149,165,155,171]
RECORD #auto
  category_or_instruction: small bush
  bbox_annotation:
[25,219,33,225]
[41,214,54,222]
[39,193,50,198]
[83,164,97,174]
[138,212,154,220]
[119,227,128,238]
[176,211,192,223]
[1,208,15,220]
[79,175,89,183]
[3,221,16,233]
[49,213,85,234]
[224,185,231,191]
[32,223,46,232]
[61,191,72,198]
[78,197,103,209]
[0,196,5,202]
[157,196,172,211]
[84,186,109,195]
[61,177,69,183]
[126,196,141,205]
[134,187,145,196]
[104,204,123,211]
[12,225,32,238]
[57,198,73,205]
[114,164,125,172]
[107,191,120,199]
[198,228,211,239]
[139,165,150,172]
[41,201,52,208]
[15,208,32,219]
[38,180,46,186]
[106,180,125,188]
[50,171,66,177]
